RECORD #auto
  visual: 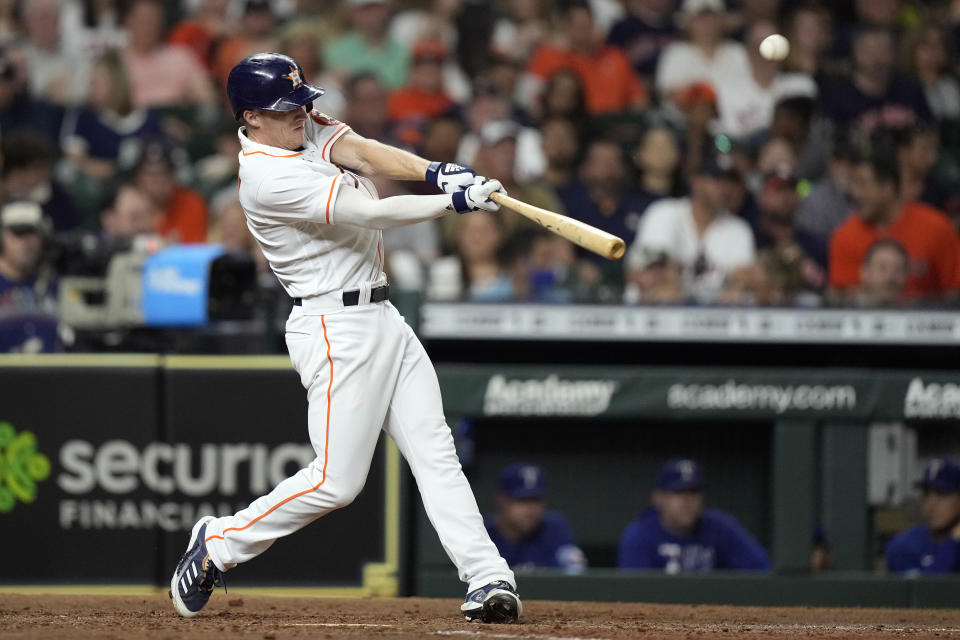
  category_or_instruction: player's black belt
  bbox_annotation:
[293,284,390,307]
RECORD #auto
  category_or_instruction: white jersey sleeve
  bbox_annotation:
[305,110,351,163]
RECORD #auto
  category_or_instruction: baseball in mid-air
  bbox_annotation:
[759,33,790,61]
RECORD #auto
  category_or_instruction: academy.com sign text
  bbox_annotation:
[667,380,857,414]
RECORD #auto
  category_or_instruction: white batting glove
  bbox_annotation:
[452,178,505,213]
[426,161,478,194]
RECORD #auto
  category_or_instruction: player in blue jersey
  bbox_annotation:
[618,458,770,573]
[484,464,587,573]
[885,458,960,574]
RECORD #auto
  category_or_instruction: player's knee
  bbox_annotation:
[331,478,366,509]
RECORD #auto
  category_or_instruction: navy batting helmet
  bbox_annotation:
[226,52,325,120]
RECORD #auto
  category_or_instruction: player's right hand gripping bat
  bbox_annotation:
[489,192,626,260]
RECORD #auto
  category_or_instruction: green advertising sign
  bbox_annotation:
[436,365,960,421]
[0,422,51,513]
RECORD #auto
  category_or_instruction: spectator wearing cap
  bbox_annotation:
[627,154,755,303]
[323,0,410,90]
[885,458,960,574]
[618,459,770,573]
[753,163,827,295]
[655,0,751,119]
[829,153,960,301]
[484,464,587,573]
[132,142,208,244]
[522,1,647,116]
[0,201,58,353]
[387,39,456,148]
[386,0,471,104]
[457,90,544,186]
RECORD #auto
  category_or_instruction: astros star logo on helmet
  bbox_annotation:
[283,65,303,89]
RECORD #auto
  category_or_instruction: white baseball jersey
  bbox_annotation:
[237,112,384,297]
[201,112,515,597]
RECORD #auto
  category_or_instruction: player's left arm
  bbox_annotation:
[331,131,430,181]
[330,131,488,194]
[717,514,771,571]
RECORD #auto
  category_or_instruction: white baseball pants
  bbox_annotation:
[203,299,514,592]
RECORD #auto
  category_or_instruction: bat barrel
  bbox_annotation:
[489,192,626,261]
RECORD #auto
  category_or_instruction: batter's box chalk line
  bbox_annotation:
[434,631,613,640]
[286,623,397,628]
[433,624,960,638]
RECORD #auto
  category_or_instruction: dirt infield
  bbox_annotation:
[2,594,960,639]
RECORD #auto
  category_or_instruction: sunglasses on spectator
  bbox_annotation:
[4,224,41,236]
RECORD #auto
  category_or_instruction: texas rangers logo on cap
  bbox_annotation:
[283,65,303,89]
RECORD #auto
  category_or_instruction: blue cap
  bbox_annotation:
[657,458,703,492]
[917,458,960,493]
[499,464,546,499]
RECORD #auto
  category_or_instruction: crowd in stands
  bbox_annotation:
[4,0,960,351]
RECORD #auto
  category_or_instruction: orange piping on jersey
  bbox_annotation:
[241,150,303,158]
[325,175,341,224]
[377,236,382,273]
[320,314,333,482]
[321,125,348,161]
[205,316,334,545]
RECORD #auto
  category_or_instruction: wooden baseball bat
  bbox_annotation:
[489,192,626,260]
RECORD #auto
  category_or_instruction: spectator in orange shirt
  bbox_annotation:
[387,39,456,148]
[132,141,208,244]
[167,0,233,71]
[522,1,647,116]
[829,153,960,301]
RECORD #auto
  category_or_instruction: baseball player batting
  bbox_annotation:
[169,53,521,624]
